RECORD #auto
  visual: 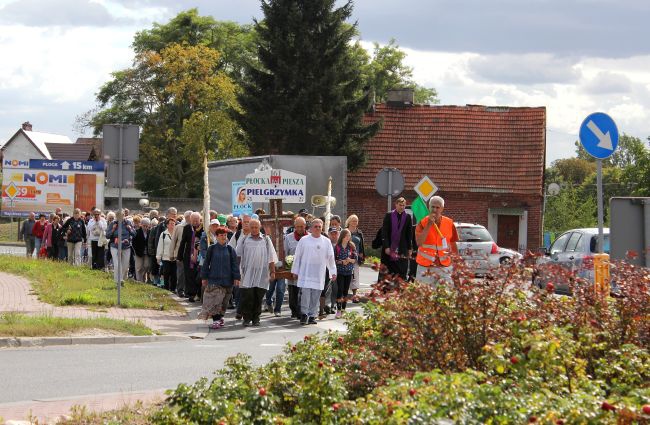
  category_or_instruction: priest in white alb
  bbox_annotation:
[291,219,337,325]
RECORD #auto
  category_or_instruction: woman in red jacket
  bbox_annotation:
[32,213,47,258]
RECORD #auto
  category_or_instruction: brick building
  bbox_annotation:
[347,103,546,252]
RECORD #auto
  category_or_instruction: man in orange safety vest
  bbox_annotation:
[415,196,459,284]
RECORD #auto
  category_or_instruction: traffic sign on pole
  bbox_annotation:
[414,176,438,202]
[375,168,404,212]
[579,112,619,159]
[579,112,619,258]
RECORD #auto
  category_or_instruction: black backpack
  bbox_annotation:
[371,227,383,249]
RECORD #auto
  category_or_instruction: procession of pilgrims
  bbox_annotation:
[23,204,375,330]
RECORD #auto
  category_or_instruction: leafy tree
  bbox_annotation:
[82,43,247,197]
[574,134,648,168]
[362,39,439,104]
[236,0,381,170]
[546,158,595,186]
[544,184,596,234]
[631,138,650,196]
[132,9,258,84]
[546,134,650,231]
[578,166,629,225]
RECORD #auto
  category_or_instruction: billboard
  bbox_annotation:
[1,158,105,217]
[231,180,253,216]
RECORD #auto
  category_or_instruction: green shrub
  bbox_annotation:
[153,257,650,424]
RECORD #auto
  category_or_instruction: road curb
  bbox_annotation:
[0,241,25,247]
[0,334,188,348]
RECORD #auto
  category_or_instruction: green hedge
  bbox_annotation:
[153,258,650,424]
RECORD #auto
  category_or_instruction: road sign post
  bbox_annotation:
[103,124,140,306]
[579,112,618,295]
[375,168,405,212]
[579,112,619,255]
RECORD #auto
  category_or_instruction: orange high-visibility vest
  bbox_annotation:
[416,216,454,267]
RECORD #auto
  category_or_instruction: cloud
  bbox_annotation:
[352,0,650,58]
[581,71,632,95]
[467,54,582,85]
[0,0,130,27]
[106,0,262,24]
[0,23,134,142]
[394,44,650,164]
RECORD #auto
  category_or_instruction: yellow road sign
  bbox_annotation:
[414,176,438,202]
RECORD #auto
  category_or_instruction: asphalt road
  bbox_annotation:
[0,318,350,403]
[0,245,25,256]
[0,266,377,404]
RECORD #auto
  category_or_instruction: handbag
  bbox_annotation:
[39,245,47,258]
[98,231,108,248]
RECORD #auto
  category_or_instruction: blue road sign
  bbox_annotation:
[579,112,619,159]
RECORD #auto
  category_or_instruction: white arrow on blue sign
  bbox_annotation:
[579,112,619,159]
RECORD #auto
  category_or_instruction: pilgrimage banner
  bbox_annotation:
[244,168,306,203]
[232,180,253,216]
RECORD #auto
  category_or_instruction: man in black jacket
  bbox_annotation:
[381,197,412,280]
[178,212,204,302]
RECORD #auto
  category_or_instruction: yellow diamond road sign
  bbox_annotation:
[414,176,438,202]
[5,182,18,199]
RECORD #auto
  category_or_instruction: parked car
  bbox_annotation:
[455,223,521,275]
[490,246,523,268]
[533,228,610,294]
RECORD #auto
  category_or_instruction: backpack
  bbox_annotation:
[372,227,383,249]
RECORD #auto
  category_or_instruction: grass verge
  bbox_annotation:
[0,313,153,337]
[0,255,183,311]
[55,402,158,425]
[0,221,22,243]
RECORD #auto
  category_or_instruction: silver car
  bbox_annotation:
[489,246,523,267]
[533,228,610,294]
[455,223,498,275]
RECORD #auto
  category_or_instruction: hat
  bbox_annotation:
[217,214,227,225]
[209,219,220,226]
[298,208,308,215]
[328,226,340,233]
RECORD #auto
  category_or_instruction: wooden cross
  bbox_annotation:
[260,199,294,278]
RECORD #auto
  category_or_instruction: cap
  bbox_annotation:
[328,226,340,233]
[298,208,308,215]
[217,214,227,225]
[209,219,220,226]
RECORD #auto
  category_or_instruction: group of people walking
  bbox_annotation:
[198,211,367,329]
[20,208,98,266]
[17,193,458,329]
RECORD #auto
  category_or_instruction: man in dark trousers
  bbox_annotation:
[381,197,412,280]
[178,212,204,303]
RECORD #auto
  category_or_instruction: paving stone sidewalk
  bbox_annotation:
[0,272,205,336]
[0,389,166,424]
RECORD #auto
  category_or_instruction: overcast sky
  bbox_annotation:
[1,0,649,165]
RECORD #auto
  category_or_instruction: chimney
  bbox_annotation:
[386,88,415,107]
[22,121,33,131]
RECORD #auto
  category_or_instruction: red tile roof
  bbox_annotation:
[349,104,546,195]
[45,143,94,161]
